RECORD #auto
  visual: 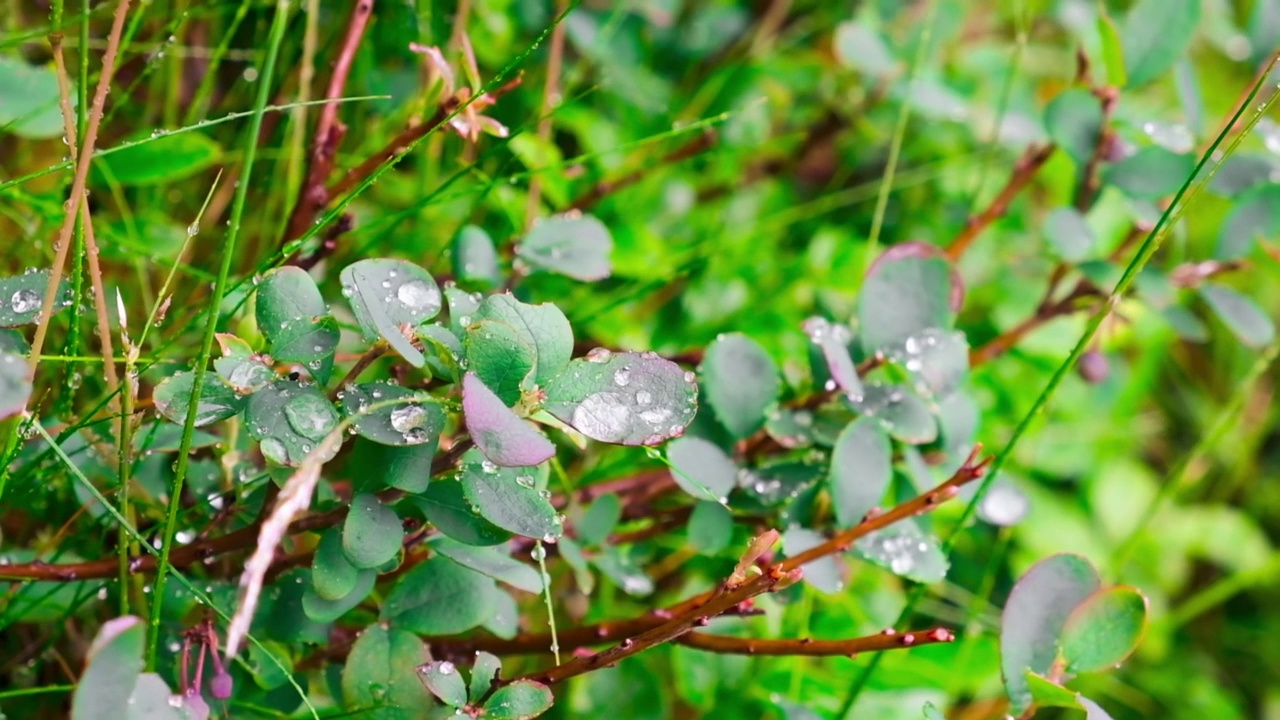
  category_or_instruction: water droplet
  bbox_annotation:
[390,404,427,432]
[571,392,631,442]
[613,368,631,386]
[438,661,456,675]
[586,347,613,363]
[397,280,441,314]
[10,289,39,314]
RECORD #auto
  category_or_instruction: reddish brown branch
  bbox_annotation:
[945,144,1055,262]
[676,627,954,656]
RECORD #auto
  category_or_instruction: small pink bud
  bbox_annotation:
[210,670,233,700]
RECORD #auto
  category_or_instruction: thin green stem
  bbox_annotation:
[535,541,562,666]
[145,0,293,670]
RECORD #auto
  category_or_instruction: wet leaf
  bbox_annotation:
[419,660,468,708]
[1001,553,1102,715]
[469,652,503,704]
[852,520,949,583]
[245,380,341,466]
[382,556,498,634]
[453,224,503,288]
[544,350,698,446]
[1199,283,1275,347]
[459,449,562,541]
[355,439,436,493]
[1105,146,1194,199]
[828,418,891,526]
[850,383,937,444]
[311,527,361,601]
[484,679,554,719]
[0,328,28,355]
[517,213,613,281]
[591,547,655,596]
[340,259,442,367]
[474,294,573,386]
[0,270,72,327]
[803,317,862,398]
[340,381,444,447]
[1060,586,1149,673]
[153,370,244,427]
[124,673,186,719]
[1045,89,1104,166]
[1121,0,1200,87]
[700,333,779,439]
[0,351,31,420]
[340,625,432,719]
[431,536,543,593]
[413,478,513,546]
[214,353,274,395]
[0,55,70,139]
[302,567,376,623]
[1025,673,1117,720]
[858,254,955,354]
[342,493,404,569]
[1044,207,1096,262]
[463,372,556,467]
[464,319,537,405]
[666,436,738,502]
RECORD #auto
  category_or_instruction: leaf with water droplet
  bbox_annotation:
[1199,282,1276,347]
[1060,585,1148,674]
[827,418,891,527]
[1001,553,1102,715]
[848,382,937,444]
[852,520,948,582]
[453,224,504,288]
[340,381,444,448]
[0,352,31,420]
[153,370,244,427]
[463,373,556,467]
[474,294,573,386]
[700,333,779,439]
[420,660,468,708]
[245,380,340,466]
[350,438,436,494]
[484,679,554,720]
[464,320,537,406]
[469,652,503,705]
[666,436,738,501]
[415,322,465,381]
[544,351,697,446]
[214,353,274,395]
[342,493,404,570]
[340,259,442,367]
[0,270,72,327]
[458,449,560,541]
[1044,89,1104,167]
[431,536,543,593]
[445,284,482,335]
[858,252,955,354]
[311,527,360,601]
[783,526,844,594]
[411,478,512,546]
[340,625,433,718]
[517,213,613,282]
[804,317,862,398]
[894,329,969,400]
[382,555,499,634]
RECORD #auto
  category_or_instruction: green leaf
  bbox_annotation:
[1121,0,1200,87]
[1060,586,1149,673]
[828,418,891,527]
[700,333,779,439]
[459,449,562,541]
[803,317,862,397]
[1104,146,1194,199]
[94,131,222,186]
[311,527,361,601]
[382,555,498,634]
[214,352,274,395]
[474,294,574,386]
[484,679,555,719]
[0,55,71,139]
[71,616,146,720]
[0,351,31,420]
[782,526,844,594]
[544,350,698,445]
[431,536,543,593]
[1199,283,1276,347]
[464,319,537,405]
[1044,207,1097,262]
[898,329,969,400]
[343,493,404,569]
[833,21,895,78]
[463,372,556,467]
[413,478,513,546]
[577,493,621,547]
[353,439,436,493]
[666,436,738,502]
[453,225,503,288]
[1044,89,1104,166]
[419,660,468,708]
[340,259,443,367]
[245,380,341,466]
[516,213,613,281]
[125,673,186,719]
[340,381,444,447]
[591,546,655,596]
[483,588,521,639]
[858,253,955,353]
[687,501,733,554]
[446,285,483,336]
[0,270,73,327]
[1025,672,1116,720]
[153,370,245,427]
[302,568,376,622]
[853,520,949,583]
[1001,553,1102,715]
[1210,154,1278,196]
[0,328,28,354]
[340,625,432,720]
[469,651,503,704]
[1216,184,1280,259]
[255,266,338,379]
[1096,11,1128,87]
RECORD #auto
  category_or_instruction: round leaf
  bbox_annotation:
[1121,0,1200,87]
[858,254,955,353]
[0,55,70,138]
[352,439,437,493]
[464,320,537,405]
[1044,207,1097,262]
[153,370,244,427]
[245,380,341,466]
[340,259,442,367]
[666,436,738,502]
[453,225,503,288]
[1060,586,1149,673]
[828,418,891,527]
[852,521,949,583]
[783,526,844,594]
[850,383,938,444]
[311,528,360,601]
[459,450,562,541]
[474,294,573,386]
[687,501,733,554]
[463,372,556,467]
[544,350,698,445]
[0,270,73,327]
[1045,89,1104,166]
[803,317,862,398]
[1105,146,1194,199]
[342,493,404,569]
[469,652,503,704]
[1000,553,1102,715]
[302,568,376,622]
[340,626,432,717]
[700,333,779,439]
[419,660,468,708]
[340,381,444,447]
[0,351,31,420]
[382,556,499,634]
[413,478,513,546]
[485,680,554,720]
[1199,283,1276,347]
[516,213,613,281]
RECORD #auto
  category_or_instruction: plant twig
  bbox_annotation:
[675,628,954,656]
[944,143,1055,261]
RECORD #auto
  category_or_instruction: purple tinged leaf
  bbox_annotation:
[463,372,555,467]
[803,317,862,398]
[859,249,958,354]
[543,350,698,446]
